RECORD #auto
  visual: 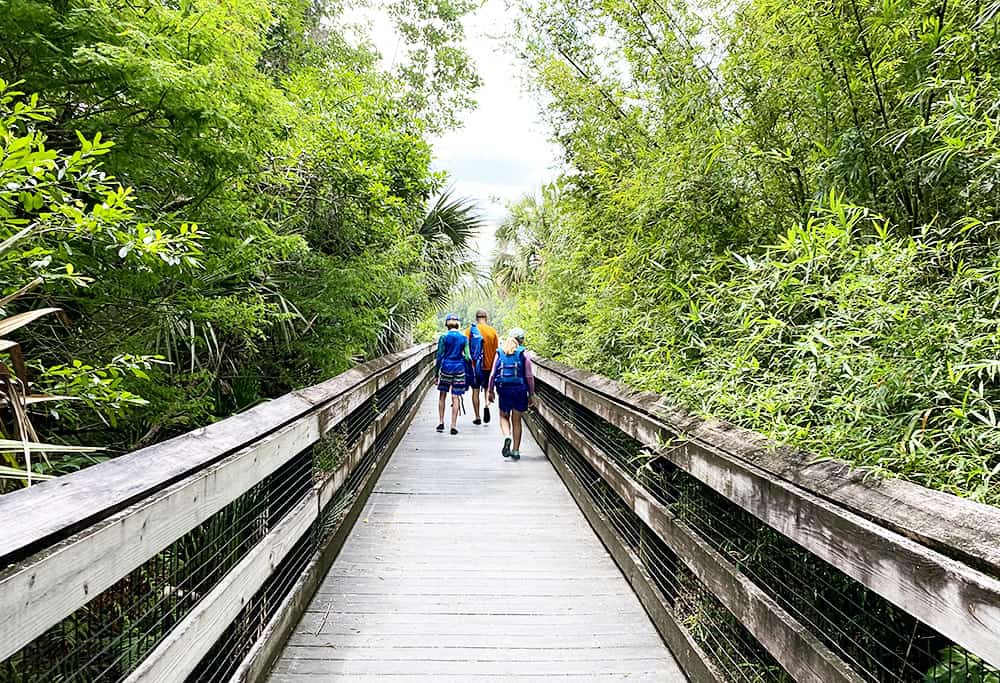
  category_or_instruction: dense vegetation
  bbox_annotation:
[0,0,479,488]
[499,0,1000,505]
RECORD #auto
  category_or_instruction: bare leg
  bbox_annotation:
[499,411,511,437]
[511,410,523,451]
[471,388,481,420]
[438,391,446,425]
[450,394,461,429]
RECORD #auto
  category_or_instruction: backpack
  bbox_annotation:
[495,347,526,387]
[468,323,484,366]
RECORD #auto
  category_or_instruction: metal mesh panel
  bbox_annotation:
[185,364,428,681]
[185,529,315,683]
[534,379,999,683]
[1,450,313,683]
[0,359,429,683]
[531,411,789,683]
[318,391,417,537]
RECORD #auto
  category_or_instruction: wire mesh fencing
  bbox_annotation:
[0,355,431,683]
[532,378,1000,683]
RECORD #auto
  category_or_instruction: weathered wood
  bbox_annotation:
[535,402,865,683]
[127,356,428,683]
[267,675,664,683]
[533,358,1000,575]
[230,369,432,683]
[0,415,319,662]
[0,344,432,566]
[527,415,720,683]
[264,391,686,682]
[269,658,680,677]
[317,363,433,511]
[268,676,665,683]
[126,492,320,682]
[533,359,1000,669]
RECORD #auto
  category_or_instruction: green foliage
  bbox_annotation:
[0,0,479,478]
[507,1,1000,674]
[0,81,205,487]
[925,648,1000,683]
[493,183,561,296]
[419,190,485,307]
[507,0,1000,507]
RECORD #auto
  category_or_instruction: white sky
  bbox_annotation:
[349,1,561,268]
[429,1,561,267]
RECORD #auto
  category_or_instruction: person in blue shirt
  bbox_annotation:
[436,313,471,434]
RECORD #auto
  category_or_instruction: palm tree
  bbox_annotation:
[371,189,486,354]
[418,189,486,307]
[491,183,560,294]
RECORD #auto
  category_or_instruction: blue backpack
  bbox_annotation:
[495,347,526,387]
[468,323,484,366]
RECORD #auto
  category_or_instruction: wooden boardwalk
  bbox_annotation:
[268,389,685,682]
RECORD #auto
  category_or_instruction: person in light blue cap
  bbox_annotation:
[487,327,535,460]
[435,313,471,434]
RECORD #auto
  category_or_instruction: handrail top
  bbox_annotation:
[0,343,434,567]
[532,355,1000,577]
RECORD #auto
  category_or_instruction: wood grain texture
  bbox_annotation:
[532,358,1000,575]
[265,390,686,682]
[232,370,432,683]
[0,416,319,662]
[535,401,864,683]
[0,344,433,566]
[126,493,319,682]
[533,359,1000,669]
[527,415,723,683]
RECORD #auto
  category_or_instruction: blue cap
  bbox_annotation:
[445,312,460,322]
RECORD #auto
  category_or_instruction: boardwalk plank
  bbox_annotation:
[266,390,686,681]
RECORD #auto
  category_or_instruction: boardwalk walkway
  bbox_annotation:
[267,389,685,682]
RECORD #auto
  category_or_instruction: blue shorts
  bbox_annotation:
[497,385,529,414]
[465,361,488,389]
[438,369,466,395]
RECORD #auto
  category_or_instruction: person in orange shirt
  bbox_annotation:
[465,309,499,425]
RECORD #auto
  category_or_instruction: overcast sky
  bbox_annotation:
[429,2,561,267]
[353,1,561,268]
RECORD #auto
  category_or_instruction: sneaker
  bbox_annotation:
[436,423,445,432]
[473,419,482,425]
[450,427,459,435]
[502,437,512,458]
[511,450,521,461]
[483,406,491,424]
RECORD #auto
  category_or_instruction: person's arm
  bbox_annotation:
[523,354,536,401]
[463,337,471,362]
[487,355,500,397]
[435,335,444,374]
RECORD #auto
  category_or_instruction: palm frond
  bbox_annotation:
[420,189,486,251]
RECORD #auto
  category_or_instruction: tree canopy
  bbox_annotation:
[498,0,1000,507]
[0,0,480,487]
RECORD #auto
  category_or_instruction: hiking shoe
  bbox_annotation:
[511,450,521,461]
[483,406,491,424]
[502,437,512,458]
[473,419,482,425]
[450,427,459,435]
[436,423,445,432]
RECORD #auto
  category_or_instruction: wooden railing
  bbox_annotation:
[0,343,436,683]
[527,357,1000,683]
[5,343,999,682]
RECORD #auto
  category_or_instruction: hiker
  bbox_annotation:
[487,327,535,460]
[435,313,471,434]
[465,309,499,426]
